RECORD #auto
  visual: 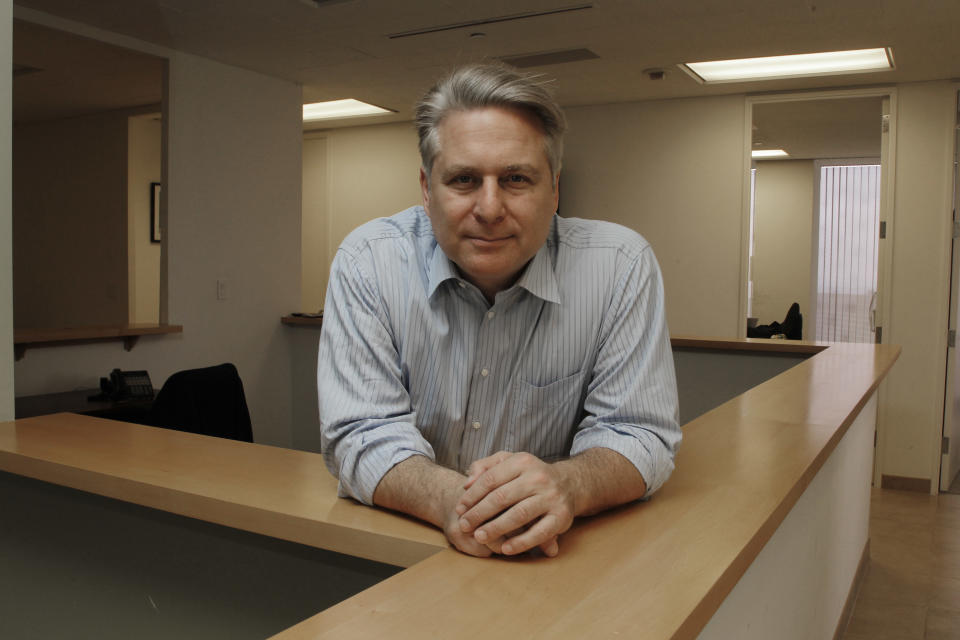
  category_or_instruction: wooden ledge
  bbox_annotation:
[13,324,183,360]
[281,314,323,327]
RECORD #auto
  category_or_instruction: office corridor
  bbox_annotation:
[841,488,960,639]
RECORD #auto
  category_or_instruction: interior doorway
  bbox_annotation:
[742,89,896,488]
[746,95,887,344]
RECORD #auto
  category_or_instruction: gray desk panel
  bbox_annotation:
[673,348,808,425]
[0,471,399,640]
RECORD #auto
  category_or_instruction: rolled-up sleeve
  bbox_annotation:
[318,247,435,505]
[570,245,681,496]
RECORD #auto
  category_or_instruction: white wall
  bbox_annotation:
[882,81,957,485]
[562,96,747,336]
[751,160,814,333]
[127,113,161,324]
[0,0,13,421]
[13,26,303,447]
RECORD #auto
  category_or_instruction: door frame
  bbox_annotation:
[939,85,960,492]
[740,87,899,488]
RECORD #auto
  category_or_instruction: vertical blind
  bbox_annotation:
[816,164,881,343]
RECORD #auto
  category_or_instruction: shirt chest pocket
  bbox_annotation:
[506,369,587,461]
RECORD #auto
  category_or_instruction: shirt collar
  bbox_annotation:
[426,217,562,304]
[514,239,561,304]
[427,242,461,299]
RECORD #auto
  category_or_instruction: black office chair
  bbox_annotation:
[747,302,803,340]
[146,363,253,442]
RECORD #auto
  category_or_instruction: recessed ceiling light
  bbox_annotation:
[681,48,893,84]
[752,149,789,158]
[302,99,391,122]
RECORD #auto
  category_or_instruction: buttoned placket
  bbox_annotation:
[457,288,519,471]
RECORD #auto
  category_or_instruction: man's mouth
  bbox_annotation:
[467,235,511,246]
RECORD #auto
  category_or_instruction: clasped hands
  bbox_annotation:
[443,451,578,558]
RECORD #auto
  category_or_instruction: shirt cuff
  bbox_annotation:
[329,426,436,505]
[570,424,675,496]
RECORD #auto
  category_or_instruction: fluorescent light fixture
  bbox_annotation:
[752,149,789,158]
[302,99,391,121]
[681,48,893,83]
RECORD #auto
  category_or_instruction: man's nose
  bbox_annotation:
[473,178,505,223]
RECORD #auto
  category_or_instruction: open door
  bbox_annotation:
[940,90,960,493]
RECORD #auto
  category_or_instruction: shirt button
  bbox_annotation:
[486,310,495,319]
[458,281,466,288]
[472,421,481,430]
[481,368,489,377]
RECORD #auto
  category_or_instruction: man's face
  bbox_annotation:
[420,106,559,300]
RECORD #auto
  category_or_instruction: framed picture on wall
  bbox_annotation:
[150,182,162,243]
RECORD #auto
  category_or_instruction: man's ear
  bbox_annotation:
[552,174,560,212]
[419,168,431,211]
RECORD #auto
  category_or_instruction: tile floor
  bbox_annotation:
[841,488,960,640]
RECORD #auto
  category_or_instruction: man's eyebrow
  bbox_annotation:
[504,164,541,175]
[438,165,477,181]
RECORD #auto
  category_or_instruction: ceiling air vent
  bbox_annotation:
[500,48,599,69]
[388,4,592,39]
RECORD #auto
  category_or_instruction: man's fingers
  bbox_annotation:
[539,537,560,557]
[462,451,512,490]
[472,495,544,543]
[499,513,562,556]
[457,459,523,520]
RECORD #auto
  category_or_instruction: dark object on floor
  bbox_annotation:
[147,363,253,442]
[747,302,803,340]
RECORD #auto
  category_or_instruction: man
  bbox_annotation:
[319,63,680,558]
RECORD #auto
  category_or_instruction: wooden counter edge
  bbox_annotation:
[670,335,828,354]
[673,342,900,640]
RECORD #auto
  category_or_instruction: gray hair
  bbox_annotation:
[415,63,567,181]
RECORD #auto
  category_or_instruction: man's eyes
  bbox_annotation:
[445,174,532,187]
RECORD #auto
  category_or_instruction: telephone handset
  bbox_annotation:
[98,369,154,402]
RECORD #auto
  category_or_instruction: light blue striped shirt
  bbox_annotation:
[318,206,680,505]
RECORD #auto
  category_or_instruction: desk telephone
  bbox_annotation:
[98,369,154,402]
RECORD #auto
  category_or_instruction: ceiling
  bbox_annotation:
[13,19,163,123]
[11,0,960,144]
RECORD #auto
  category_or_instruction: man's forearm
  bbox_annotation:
[372,455,465,527]
[553,447,648,517]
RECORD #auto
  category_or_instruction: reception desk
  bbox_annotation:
[0,339,898,639]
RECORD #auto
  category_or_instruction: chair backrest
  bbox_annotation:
[147,363,253,442]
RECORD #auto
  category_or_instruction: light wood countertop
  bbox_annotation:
[0,339,898,639]
[0,414,445,568]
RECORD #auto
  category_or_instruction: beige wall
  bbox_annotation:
[127,113,161,324]
[0,0,13,420]
[751,160,814,334]
[562,96,747,336]
[299,121,422,307]
[13,23,303,447]
[882,81,957,485]
[14,111,129,328]
[326,122,422,256]
[301,135,328,311]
